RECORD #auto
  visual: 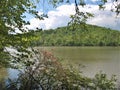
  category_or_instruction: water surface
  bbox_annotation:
[0,68,8,81]
[39,47,120,79]
[0,47,120,81]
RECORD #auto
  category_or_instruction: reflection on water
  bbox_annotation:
[0,68,8,81]
[39,47,120,80]
[0,68,19,82]
[7,68,19,79]
[0,47,120,81]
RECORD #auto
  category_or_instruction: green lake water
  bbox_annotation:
[0,47,120,81]
[0,68,8,81]
[39,47,120,79]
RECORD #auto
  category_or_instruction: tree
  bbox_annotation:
[0,0,119,89]
[0,0,43,67]
[0,0,120,67]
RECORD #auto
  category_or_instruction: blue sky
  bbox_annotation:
[25,0,120,30]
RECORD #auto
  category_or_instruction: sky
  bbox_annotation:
[25,0,120,30]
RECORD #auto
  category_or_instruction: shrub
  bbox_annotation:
[2,50,118,90]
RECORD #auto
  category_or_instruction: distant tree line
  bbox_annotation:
[31,24,120,46]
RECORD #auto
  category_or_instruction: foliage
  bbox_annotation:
[31,24,120,46]
[0,0,120,67]
[0,0,40,67]
[0,50,117,90]
[0,2,120,90]
[0,1,119,89]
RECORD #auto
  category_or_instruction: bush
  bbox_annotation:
[2,50,118,90]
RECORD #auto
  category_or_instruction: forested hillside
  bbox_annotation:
[31,24,120,46]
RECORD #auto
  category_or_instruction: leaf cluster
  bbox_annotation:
[1,50,118,90]
[31,24,120,46]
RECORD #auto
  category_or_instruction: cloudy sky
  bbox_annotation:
[26,0,120,30]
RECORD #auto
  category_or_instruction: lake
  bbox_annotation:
[0,68,8,81]
[39,47,120,80]
[0,47,120,81]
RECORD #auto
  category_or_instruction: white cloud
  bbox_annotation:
[87,3,120,30]
[91,0,97,2]
[26,4,75,30]
[26,3,120,30]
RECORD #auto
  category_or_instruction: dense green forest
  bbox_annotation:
[31,24,120,46]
